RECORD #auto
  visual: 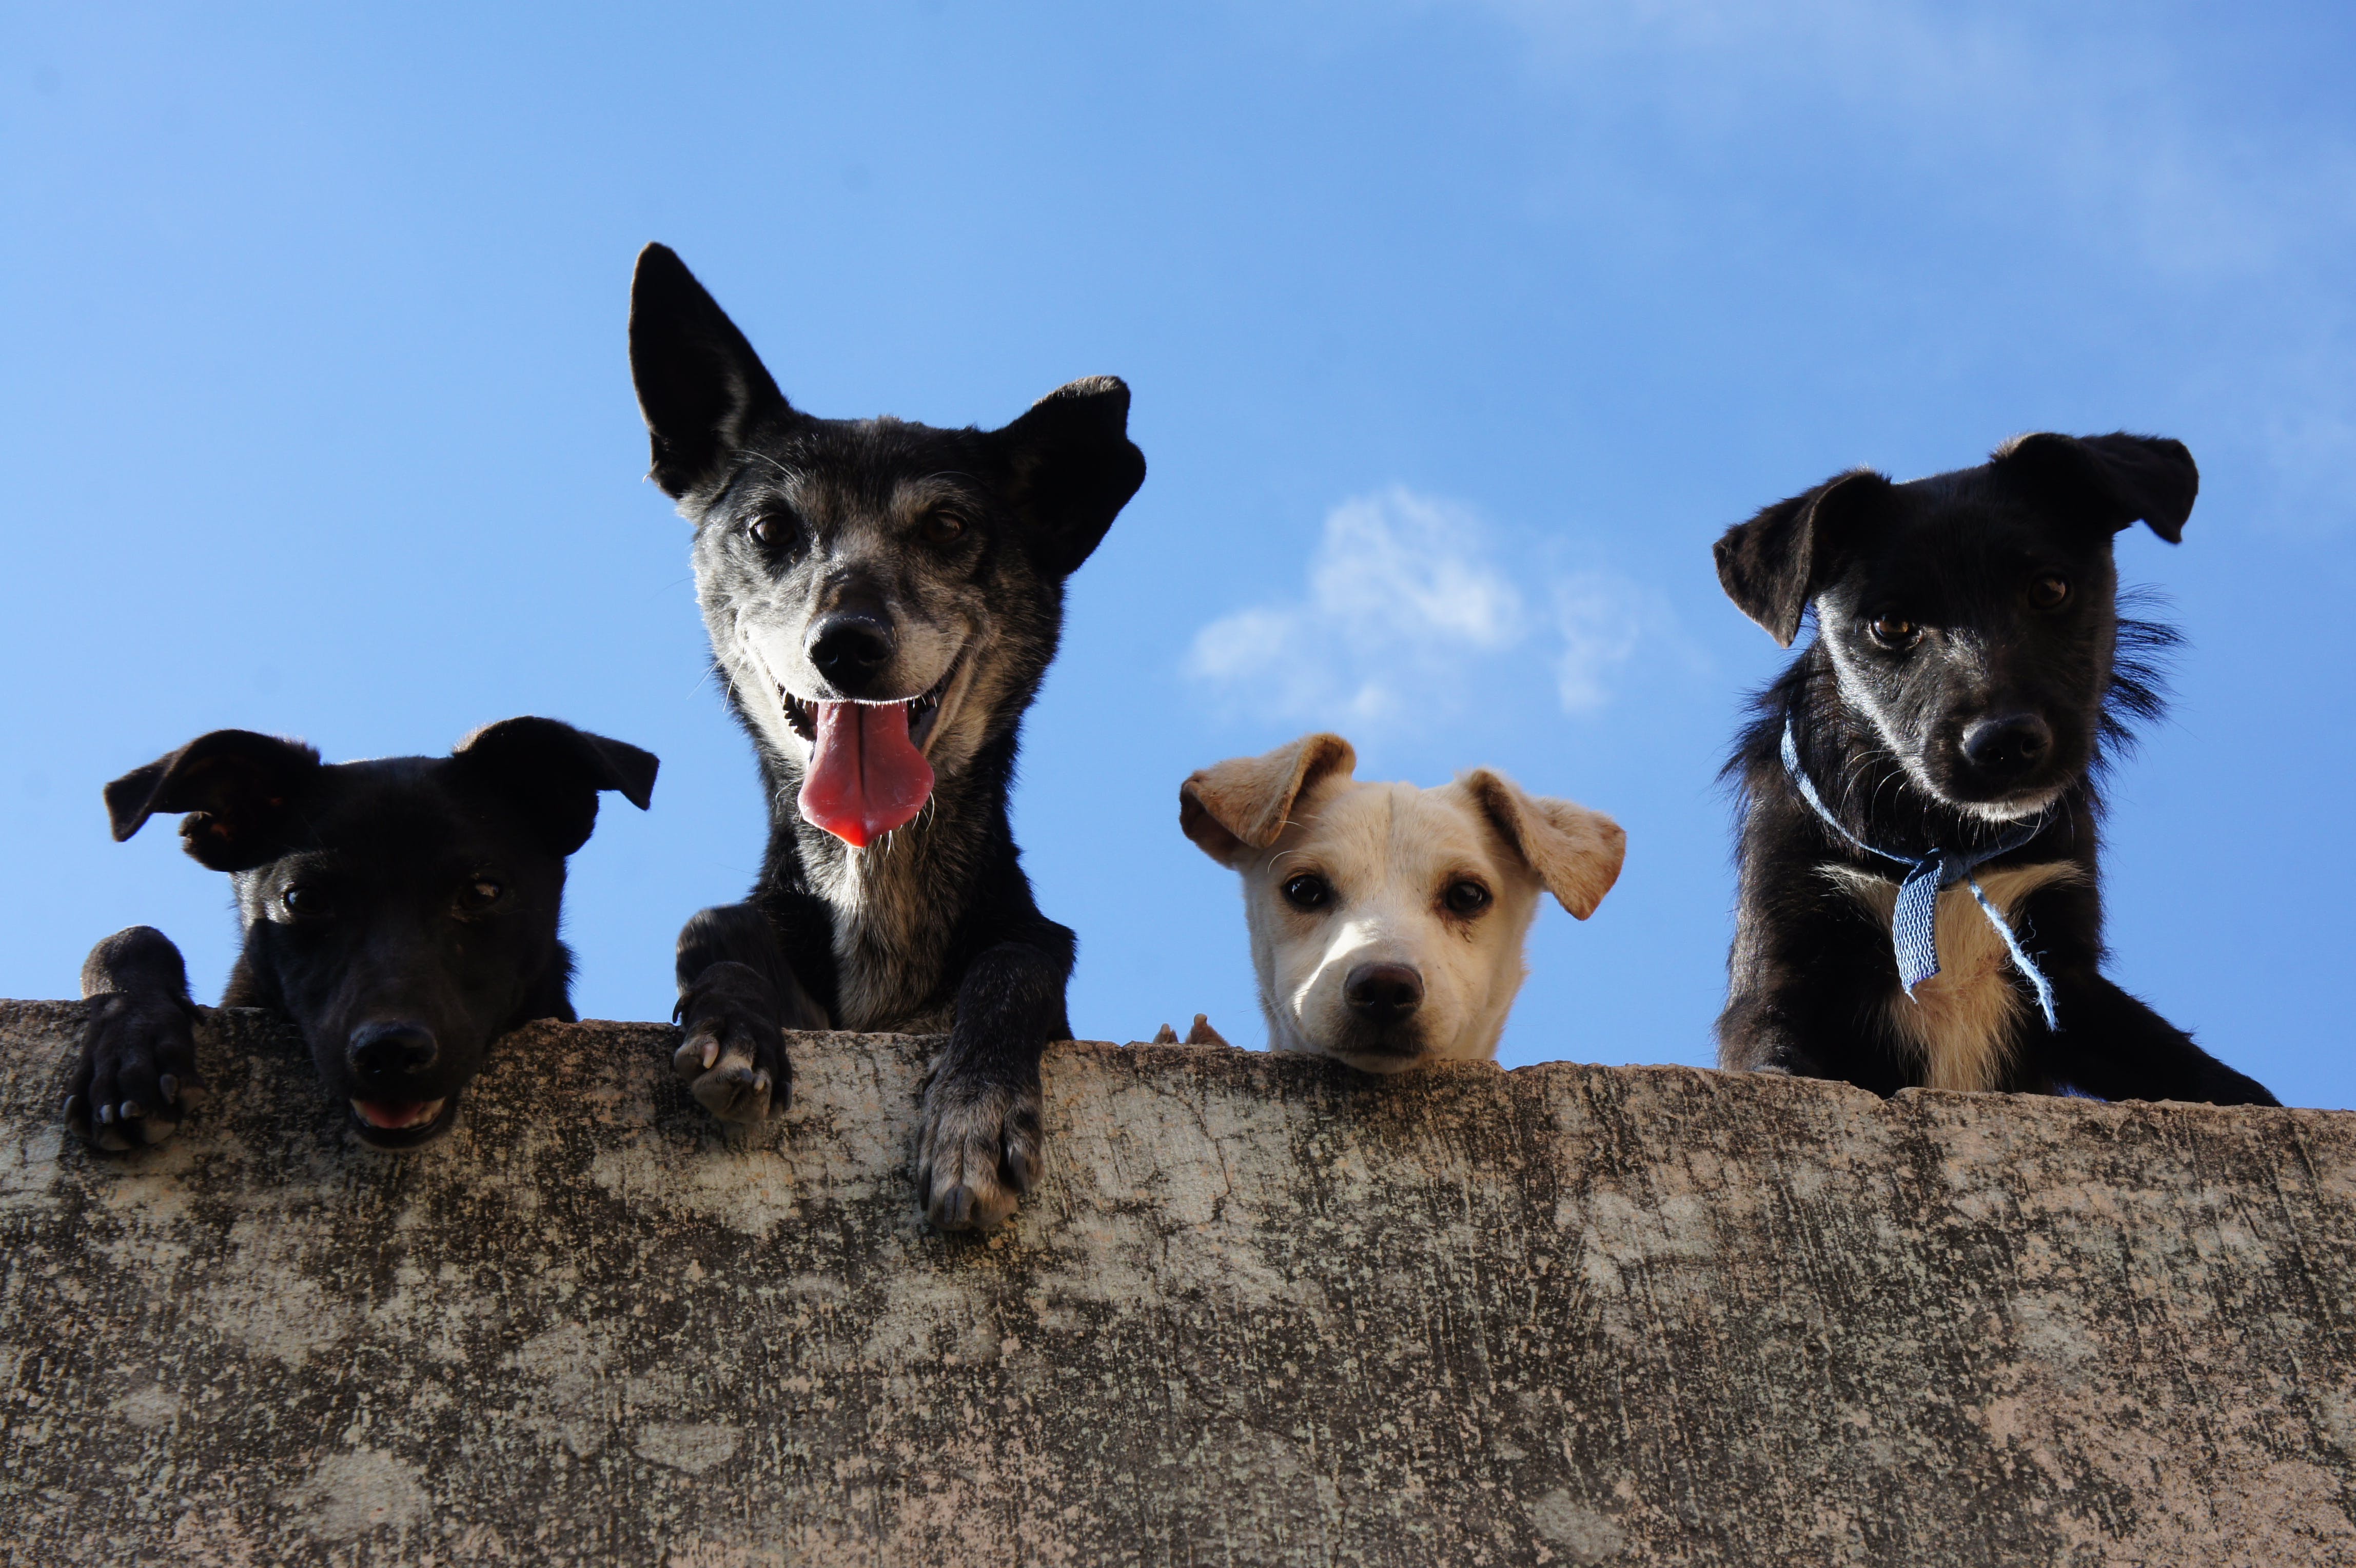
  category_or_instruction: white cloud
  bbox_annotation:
[1551,571,1647,714]
[1186,487,1664,729]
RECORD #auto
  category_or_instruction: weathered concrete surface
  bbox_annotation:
[2,1001,2352,1567]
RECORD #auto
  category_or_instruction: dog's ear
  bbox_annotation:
[630,243,797,500]
[1713,469,1893,647]
[1992,432,2197,544]
[1180,733,1357,868]
[453,717,659,856]
[1460,769,1626,919]
[995,376,1148,579]
[104,731,322,872]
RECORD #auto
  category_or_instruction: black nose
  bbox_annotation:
[1961,713,2054,781]
[1344,963,1425,1023]
[808,614,894,692]
[348,1022,438,1079]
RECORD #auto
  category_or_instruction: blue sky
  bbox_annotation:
[4,2,2352,1104]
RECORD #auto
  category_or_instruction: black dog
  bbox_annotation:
[1713,432,2276,1105]
[628,244,1145,1231]
[68,718,658,1150]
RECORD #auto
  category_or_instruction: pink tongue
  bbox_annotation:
[798,701,936,847]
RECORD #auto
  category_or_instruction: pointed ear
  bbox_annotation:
[1992,432,2197,543]
[1179,733,1357,868]
[1460,769,1626,919]
[453,717,659,856]
[629,243,796,500]
[104,731,322,872]
[995,376,1147,578]
[1713,468,1892,646]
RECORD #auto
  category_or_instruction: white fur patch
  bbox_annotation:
[1822,860,2085,1091]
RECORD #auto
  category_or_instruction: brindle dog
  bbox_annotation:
[629,243,1146,1230]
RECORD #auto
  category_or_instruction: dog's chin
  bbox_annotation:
[1317,1027,1429,1076]
[1934,779,2071,826]
[346,1091,461,1150]
[1330,1049,1426,1077]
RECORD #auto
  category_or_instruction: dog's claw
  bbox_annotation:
[68,983,204,1151]
[689,1047,776,1123]
[916,1076,1042,1232]
[671,973,792,1123]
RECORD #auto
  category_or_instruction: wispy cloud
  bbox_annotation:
[1186,486,1672,729]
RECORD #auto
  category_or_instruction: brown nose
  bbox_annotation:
[1344,963,1424,1023]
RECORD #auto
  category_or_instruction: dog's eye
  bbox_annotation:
[1444,880,1492,916]
[1281,873,1332,912]
[456,878,504,914]
[920,511,968,547]
[1869,614,1920,650]
[281,886,326,918]
[747,512,794,551]
[2028,575,2070,610]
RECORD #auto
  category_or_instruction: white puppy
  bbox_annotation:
[1181,733,1625,1073]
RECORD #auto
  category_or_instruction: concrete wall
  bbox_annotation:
[2,999,2352,1566]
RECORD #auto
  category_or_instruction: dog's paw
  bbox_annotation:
[915,1075,1042,1232]
[65,991,208,1151]
[673,961,791,1123]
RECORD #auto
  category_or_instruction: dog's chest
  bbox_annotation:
[1821,860,2084,1091]
[813,850,958,1033]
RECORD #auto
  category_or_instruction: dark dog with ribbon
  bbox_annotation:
[628,244,1146,1230]
[1712,432,2276,1104]
[66,719,657,1151]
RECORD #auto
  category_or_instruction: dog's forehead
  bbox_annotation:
[278,759,533,865]
[1277,779,1505,880]
[752,419,1001,521]
[1844,473,2104,586]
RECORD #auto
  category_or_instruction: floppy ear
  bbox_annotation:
[104,731,323,872]
[1460,769,1626,919]
[629,243,797,500]
[1713,468,1893,647]
[995,376,1148,579]
[1179,733,1357,869]
[453,717,659,856]
[1992,432,2197,543]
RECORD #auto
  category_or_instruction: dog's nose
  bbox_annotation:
[1961,713,2054,780]
[348,1022,438,1080]
[1344,963,1425,1023]
[808,614,894,692]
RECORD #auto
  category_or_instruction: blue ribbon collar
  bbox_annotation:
[1778,717,2059,1030]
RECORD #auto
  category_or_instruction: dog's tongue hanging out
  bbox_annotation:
[798,701,935,847]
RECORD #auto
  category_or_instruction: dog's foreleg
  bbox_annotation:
[2041,972,2280,1106]
[915,926,1075,1232]
[1715,989,1837,1081]
[673,903,828,1122]
[68,926,208,1150]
